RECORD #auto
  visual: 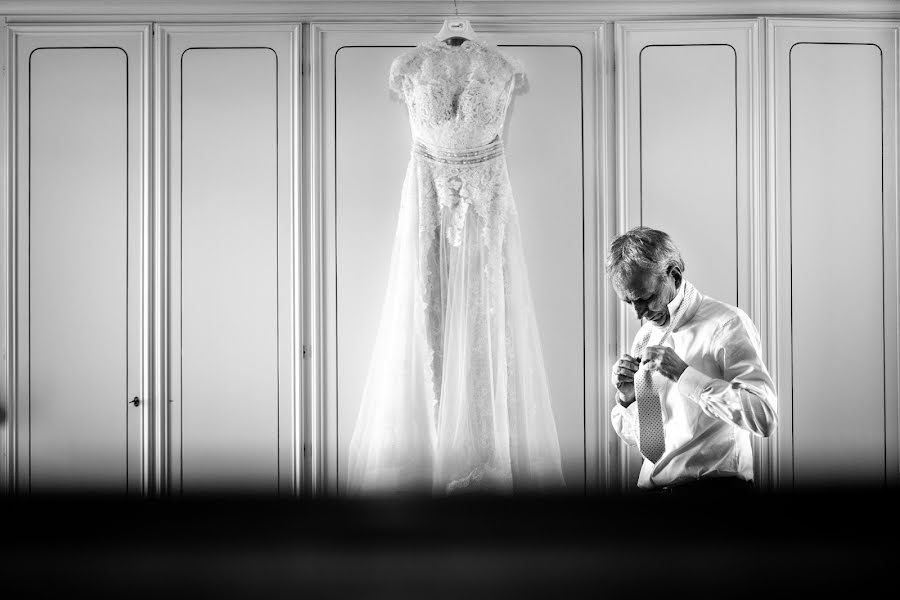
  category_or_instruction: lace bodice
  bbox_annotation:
[390,38,526,149]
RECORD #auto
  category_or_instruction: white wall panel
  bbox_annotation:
[791,43,883,483]
[640,45,738,306]
[771,21,899,487]
[617,21,761,489]
[4,14,894,500]
[11,27,149,494]
[29,48,128,491]
[505,46,585,492]
[333,45,411,495]
[161,26,300,494]
[181,48,279,491]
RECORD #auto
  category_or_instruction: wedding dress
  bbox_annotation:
[347,37,565,495]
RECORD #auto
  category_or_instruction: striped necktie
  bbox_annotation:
[633,284,695,464]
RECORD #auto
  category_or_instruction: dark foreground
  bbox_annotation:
[1,487,897,598]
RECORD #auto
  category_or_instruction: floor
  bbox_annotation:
[1,487,896,598]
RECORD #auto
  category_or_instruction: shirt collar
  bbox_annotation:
[667,280,686,316]
[661,279,699,331]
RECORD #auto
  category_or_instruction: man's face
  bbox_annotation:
[617,269,678,327]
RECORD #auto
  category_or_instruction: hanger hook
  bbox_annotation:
[453,0,459,17]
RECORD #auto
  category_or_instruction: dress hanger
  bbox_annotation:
[435,0,478,46]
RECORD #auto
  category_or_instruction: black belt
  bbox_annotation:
[648,477,754,495]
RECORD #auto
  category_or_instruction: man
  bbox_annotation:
[608,227,776,493]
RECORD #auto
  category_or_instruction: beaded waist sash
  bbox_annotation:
[412,137,505,165]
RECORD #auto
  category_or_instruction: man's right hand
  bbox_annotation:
[612,353,640,406]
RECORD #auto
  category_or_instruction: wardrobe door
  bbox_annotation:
[9,26,149,493]
[616,21,764,489]
[770,20,899,488]
[314,25,602,495]
[159,25,300,494]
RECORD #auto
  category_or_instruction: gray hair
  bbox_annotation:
[605,226,685,291]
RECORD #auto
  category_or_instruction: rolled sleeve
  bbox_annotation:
[611,400,640,448]
[679,313,778,437]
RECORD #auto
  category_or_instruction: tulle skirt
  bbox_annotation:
[347,138,565,495]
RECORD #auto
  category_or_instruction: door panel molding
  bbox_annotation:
[768,18,900,488]
[155,23,301,496]
[3,23,150,494]
[309,21,609,495]
[616,19,768,489]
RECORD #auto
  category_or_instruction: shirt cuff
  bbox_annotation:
[678,366,713,401]
[612,394,637,411]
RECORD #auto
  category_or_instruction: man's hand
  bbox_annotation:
[642,345,689,382]
[612,354,640,406]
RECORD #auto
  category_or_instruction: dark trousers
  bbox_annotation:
[648,477,754,496]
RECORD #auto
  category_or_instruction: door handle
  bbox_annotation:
[130,396,140,407]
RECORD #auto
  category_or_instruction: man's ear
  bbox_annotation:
[668,266,683,288]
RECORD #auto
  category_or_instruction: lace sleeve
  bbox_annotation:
[388,48,417,101]
[505,52,529,95]
[388,56,405,100]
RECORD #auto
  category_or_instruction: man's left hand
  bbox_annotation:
[641,346,689,382]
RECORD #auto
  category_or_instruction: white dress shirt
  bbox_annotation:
[611,280,777,489]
